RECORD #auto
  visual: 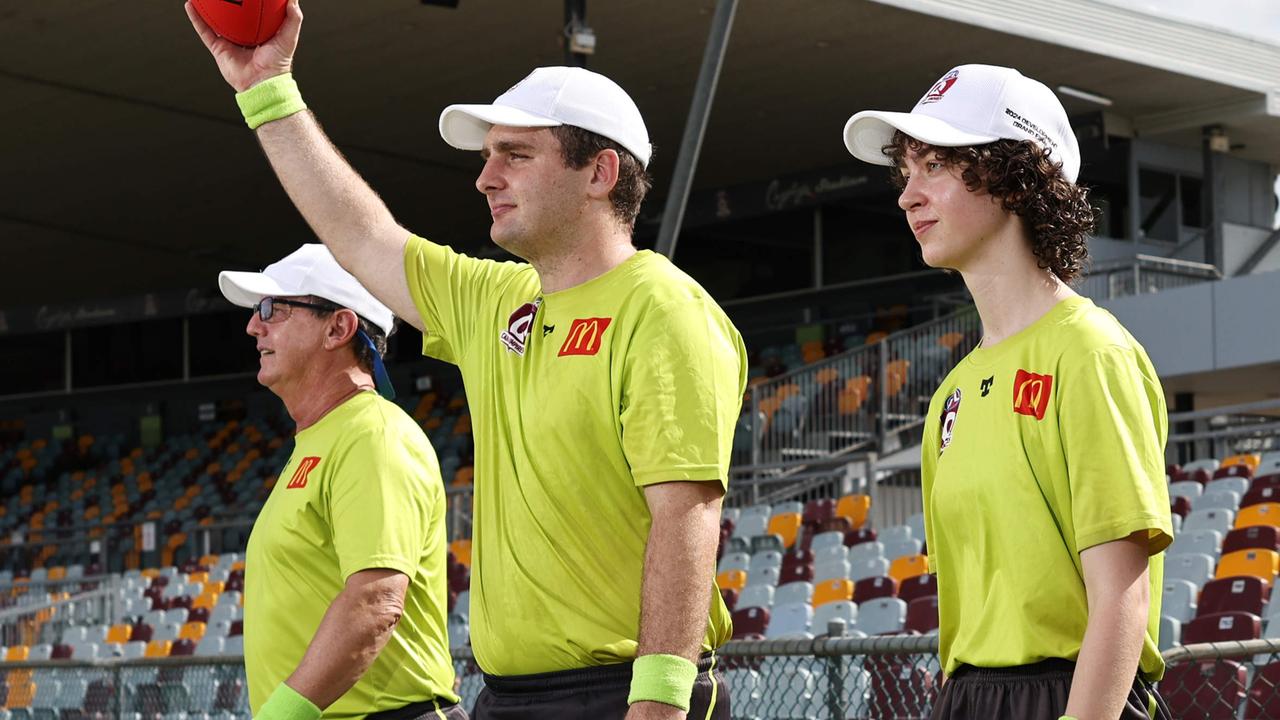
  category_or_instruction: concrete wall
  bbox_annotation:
[1099,270,1280,379]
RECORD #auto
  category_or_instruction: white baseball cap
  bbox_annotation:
[218,244,395,336]
[439,66,653,168]
[843,64,1080,182]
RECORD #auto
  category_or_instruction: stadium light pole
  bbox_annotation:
[655,0,739,260]
[564,0,589,67]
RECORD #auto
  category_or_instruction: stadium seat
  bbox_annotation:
[896,574,936,604]
[1181,612,1261,644]
[750,535,785,555]
[813,560,851,583]
[1171,496,1192,520]
[1169,529,1223,559]
[850,558,891,582]
[1159,660,1246,720]
[1208,476,1251,497]
[856,598,907,635]
[1184,459,1221,476]
[1225,526,1280,554]
[195,635,224,657]
[767,513,803,549]
[880,525,914,545]
[731,607,770,639]
[1161,579,1199,624]
[1216,464,1255,481]
[812,601,857,636]
[888,555,929,584]
[864,657,934,720]
[748,566,780,587]
[749,551,783,575]
[104,624,131,644]
[1165,554,1216,589]
[1242,486,1280,511]
[905,596,940,634]
[224,635,244,655]
[774,582,813,608]
[1215,549,1280,586]
[778,563,814,585]
[178,622,206,641]
[905,513,926,543]
[848,542,885,566]
[738,584,774,612]
[733,514,768,541]
[812,579,854,608]
[1195,490,1242,513]
[765,602,813,639]
[835,495,871,530]
[1198,576,1267,617]
[1245,661,1280,719]
[854,576,899,603]
[802,499,835,529]
[718,552,750,574]
[1185,508,1235,535]
[882,539,923,562]
[1158,615,1181,653]
[1238,503,1280,531]
[813,544,848,566]
[1170,480,1204,499]
[809,531,844,555]
[121,641,147,659]
[1223,454,1262,472]
[845,528,877,547]
[716,570,747,593]
[449,540,472,568]
[170,638,197,657]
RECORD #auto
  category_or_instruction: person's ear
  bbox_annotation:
[324,309,360,352]
[586,148,620,202]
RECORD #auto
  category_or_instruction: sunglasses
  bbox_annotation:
[251,297,339,323]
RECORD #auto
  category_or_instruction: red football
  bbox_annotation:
[191,0,287,47]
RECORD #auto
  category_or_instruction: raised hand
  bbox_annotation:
[185,0,303,93]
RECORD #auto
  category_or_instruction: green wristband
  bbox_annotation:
[627,653,698,711]
[257,682,321,720]
[1059,716,1079,720]
[235,73,308,130]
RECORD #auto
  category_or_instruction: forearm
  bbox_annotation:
[255,109,405,274]
[636,489,722,660]
[285,580,404,708]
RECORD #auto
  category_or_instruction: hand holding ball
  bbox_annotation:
[190,0,287,47]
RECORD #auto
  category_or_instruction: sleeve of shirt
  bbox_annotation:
[620,298,748,489]
[324,426,436,581]
[402,233,523,364]
[1060,345,1173,555]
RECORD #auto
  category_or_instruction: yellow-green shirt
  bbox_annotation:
[921,296,1172,680]
[245,391,458,717]
[404,235,747,676]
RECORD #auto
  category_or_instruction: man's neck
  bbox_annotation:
[960,236,1077,348]
[529,220,638,295]
[279,367,377,432]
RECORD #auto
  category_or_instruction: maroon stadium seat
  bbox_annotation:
[867,658,935,719]
[778,563,814,584]
[225,575,245,593]
[854,576,898,602]
[803,499,835,528]
[897,574,938,605]
[1243,487,1280,511]
[1181,612,1261,644]
[781,548,814,577]
[1254,474,1280,491]
[50,644,73,660]
[1197,577,1267,618]
[904,596,939,634]
[216,678,245,712]
[1244,661,1280,719]
[187,607,211,624]
[845,528,878,547]
[1171,496,1192,519]
[130,622,154,643]
[821,517,853,534]
[169,594,193,610]
[731,607,769,639]
[229,620,244,636]
[1224,526,1280,554]
[149,575,170,589]
[1192,469,1213,486]
[720,588,738,612]
[1168,463,1183,477]
[170,639,197,657]
[720,517,736,536]
[1160,660,1246,720]
[1216,464,1254,480]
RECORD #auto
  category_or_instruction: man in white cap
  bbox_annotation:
[189,3,744,719]
[844,65,1173,720]
[219,244,466,720]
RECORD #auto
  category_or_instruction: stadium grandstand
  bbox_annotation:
[2,0,1279,717]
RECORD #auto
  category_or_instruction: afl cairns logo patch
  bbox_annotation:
[939,388,961,455]
[499,299,541,356]
[921,69,959,105]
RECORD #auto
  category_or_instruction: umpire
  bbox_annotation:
[219,244,465,720]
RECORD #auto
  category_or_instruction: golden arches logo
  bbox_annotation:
[558,317,612,357]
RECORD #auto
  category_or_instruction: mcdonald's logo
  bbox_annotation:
[286,456,322,489]
[558,317,612,357]
[1012,370,1053,421]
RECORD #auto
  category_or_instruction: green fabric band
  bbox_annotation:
[257,683,321,720]
[627,653,698,711]
[235,73,308,130]
[1059,716,1079,720]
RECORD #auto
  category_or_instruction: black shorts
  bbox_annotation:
[472,654,728,720]
[930,659,1173,720]
[365,698,469,720]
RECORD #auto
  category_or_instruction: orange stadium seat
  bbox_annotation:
[838,377,872,416]
[193,593,218,610]
[105,624,132,644]
[716,570,747,593]
[835,494,871,530]
[767,513,802,549]
[1224,454,1262,472]
[812,579,854,608]
[4,647,29,662]
[885,359,911,397]
[449,540,472,568]
[889,555,930,584]
[1216,549,1280,587]
[179,622,207,641]
[4,680,34,709]
[1237,504,1280,531]
[144,641,172,658]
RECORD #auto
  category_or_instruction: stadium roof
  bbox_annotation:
[4,0,1278,307]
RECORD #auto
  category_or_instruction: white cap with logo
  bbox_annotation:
[439,66,653,168]
[843,64,1080,182]
[217,244,395,336]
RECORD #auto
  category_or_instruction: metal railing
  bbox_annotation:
[1167,399,1280,466]
[1077,254,1222,301]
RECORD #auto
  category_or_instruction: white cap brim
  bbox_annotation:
[218,270,296,310]
[439,103,563,151]
[843,110,1001,166]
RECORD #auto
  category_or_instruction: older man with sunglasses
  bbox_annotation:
[218,244,467,720]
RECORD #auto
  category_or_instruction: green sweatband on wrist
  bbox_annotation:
[627,653,698,711]
[257,682,321,720]
[1059,716,1079,720]
[235,73,308,130]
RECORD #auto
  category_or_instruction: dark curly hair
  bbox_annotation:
[551,125,653,229]
[884,132,1095,284]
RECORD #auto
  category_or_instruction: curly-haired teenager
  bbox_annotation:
[844,64,1174,720]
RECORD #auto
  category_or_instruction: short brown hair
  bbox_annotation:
[884,132,1095,284]
[302,296,391,373]
[551,125,653,228]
